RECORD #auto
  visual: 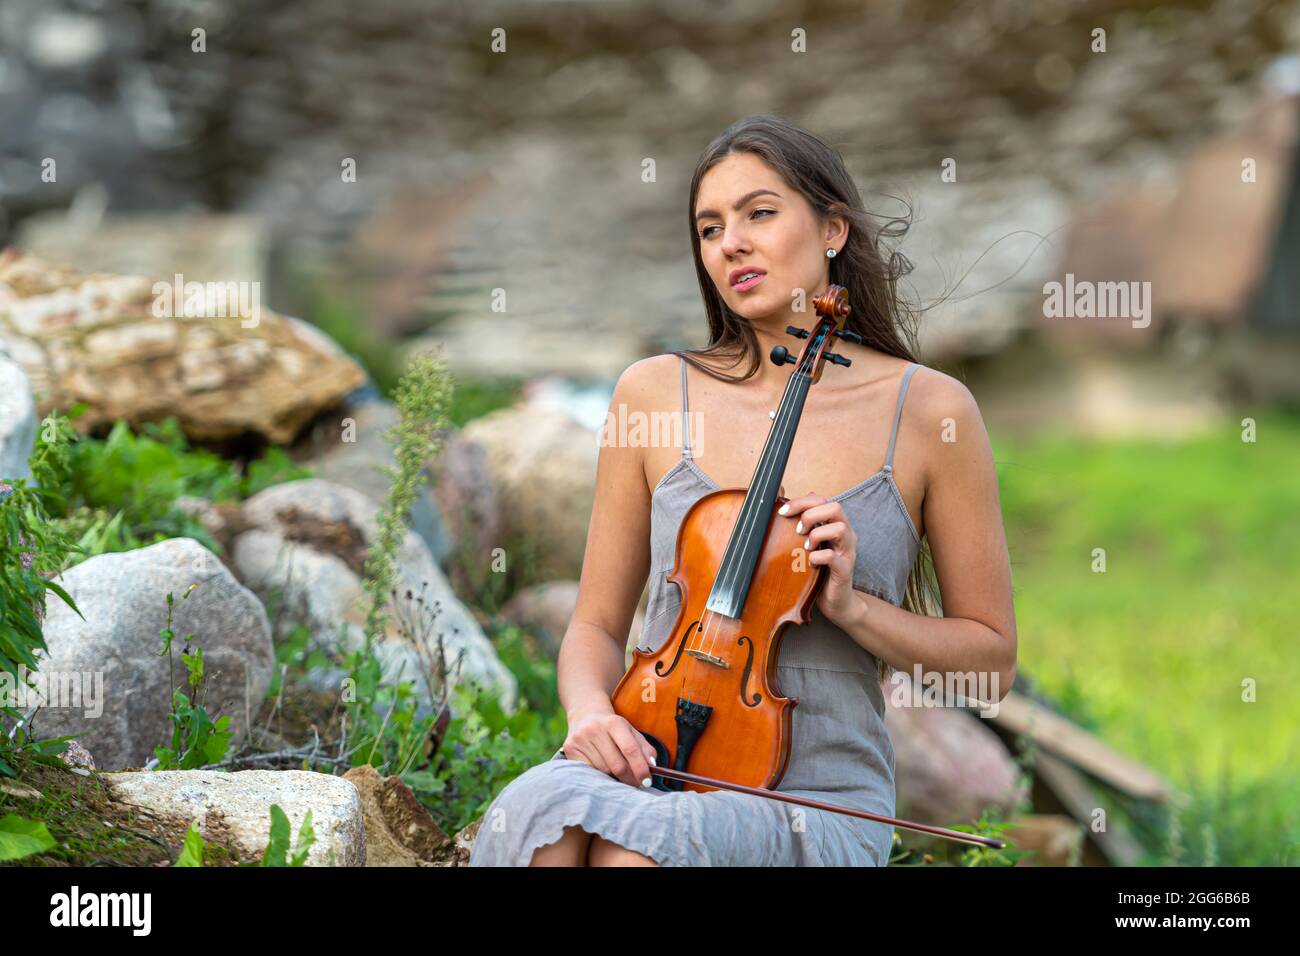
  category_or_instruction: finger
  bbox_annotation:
[566,742,601,771]
[588,727,637,786]
[609,720,654,788]
[777,494,827,517]
[794,503,845,532]
[806,520,849,549]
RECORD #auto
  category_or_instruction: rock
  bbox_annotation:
[0,350,37,483]
[451,817,480,865]
[16,212,268,295]
[35,538,275,770]
[461,405,598,581]
[296,396,452,565]
[883,681,1027,829]
[1007,813,1085,866]
[426,429,501,588]
[57,739,96,770]
[232,479,516,713]
[0,250,367,445]
[102,769,366,866]
[1048,91,1300,340]
[341,764,452,866]
[0,779,42,800]
[500,580,646,661]
[499,581,580,660]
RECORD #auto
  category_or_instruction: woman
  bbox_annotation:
[469,114,1016,867]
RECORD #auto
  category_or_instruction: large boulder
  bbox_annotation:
[0,249,367,444]
[426,428,502,590]
[883,678,1027,830]
[231,479,516,713]
[35,538,275,771]
[297,396,452,566]
[460,405,597,581]
[0,345,37,483]
[102,769,365,866]
[341,764,455,866]
[500,580,646,662]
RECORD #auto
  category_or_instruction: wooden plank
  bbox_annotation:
[1032,751,1148,867]
[987,690,1171,801]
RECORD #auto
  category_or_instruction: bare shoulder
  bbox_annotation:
[897,364,993,492]
[902,364,984,428]
[610,353,683,420]
[615,353,676,398]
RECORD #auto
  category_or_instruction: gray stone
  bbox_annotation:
[103,769,365,866]
[231,479,516,714]
[34,538,275,771]
[298,397,452,566]
[0,352,36,483]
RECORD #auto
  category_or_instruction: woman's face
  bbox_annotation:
[694,151,843,327]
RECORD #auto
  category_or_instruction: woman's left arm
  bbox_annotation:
[810,371,1017,702]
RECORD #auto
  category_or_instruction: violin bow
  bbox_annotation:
[647,764,1006,850]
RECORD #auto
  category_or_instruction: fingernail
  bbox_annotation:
[649,755,657,765]
[796,520,803,534]
[778,504,789,515]
[804,538,810,550]
[641,777,652,788]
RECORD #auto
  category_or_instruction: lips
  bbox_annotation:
[729,267,767,289]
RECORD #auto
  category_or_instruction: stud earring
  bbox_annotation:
[826,248,836,258]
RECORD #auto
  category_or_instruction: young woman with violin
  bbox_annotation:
[469,114,1016,867]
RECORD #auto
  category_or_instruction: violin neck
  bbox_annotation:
[704,368,812,619]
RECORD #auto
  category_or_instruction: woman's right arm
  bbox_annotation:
[555,357,661,788]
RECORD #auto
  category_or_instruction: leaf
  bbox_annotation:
[290,809,316,867]
[262,804,290,866]
[0,814,57,861]
[174,821,205,866]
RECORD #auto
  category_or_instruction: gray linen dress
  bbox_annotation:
[469,357,922,866]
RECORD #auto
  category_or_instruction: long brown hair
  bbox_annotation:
[674,114,941,672]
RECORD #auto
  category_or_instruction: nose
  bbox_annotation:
[719,222,750,258]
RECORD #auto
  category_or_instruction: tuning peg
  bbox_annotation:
[834,329,863,344]
[825,352,851,367]
[770,345,797,366]
[786,325,810,339]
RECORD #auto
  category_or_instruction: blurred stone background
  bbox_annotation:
[1,0,1298,429]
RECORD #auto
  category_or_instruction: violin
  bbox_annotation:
[607,285,1003,850]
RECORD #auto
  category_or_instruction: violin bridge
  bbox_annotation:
[685,648,729,668]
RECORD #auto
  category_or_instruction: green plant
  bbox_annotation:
[0,411,85,776]
[359,348,453,645]
[0,813,56,861]
[174,821,205,866]
[53,417,311,565]
[405,681,565,835]
[954,813,1028,867]
[336,348,456,777]
[153,585,233,770]
[259,804,315,866]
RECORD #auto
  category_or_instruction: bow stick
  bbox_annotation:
[560,750,1004,849]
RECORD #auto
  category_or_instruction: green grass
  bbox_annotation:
[444,377,524,428]
[993,408,1300,864]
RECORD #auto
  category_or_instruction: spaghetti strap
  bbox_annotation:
[883,363,920,472]
[679,356,693,459]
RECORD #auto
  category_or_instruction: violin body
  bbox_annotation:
[610,487,827,793]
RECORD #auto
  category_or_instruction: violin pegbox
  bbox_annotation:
[772,284,856,384]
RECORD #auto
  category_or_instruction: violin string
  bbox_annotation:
[693,364,808,712]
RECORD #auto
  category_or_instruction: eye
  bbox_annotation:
[699,207,777,240]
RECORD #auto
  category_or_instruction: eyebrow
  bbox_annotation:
[694,189,782,222]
